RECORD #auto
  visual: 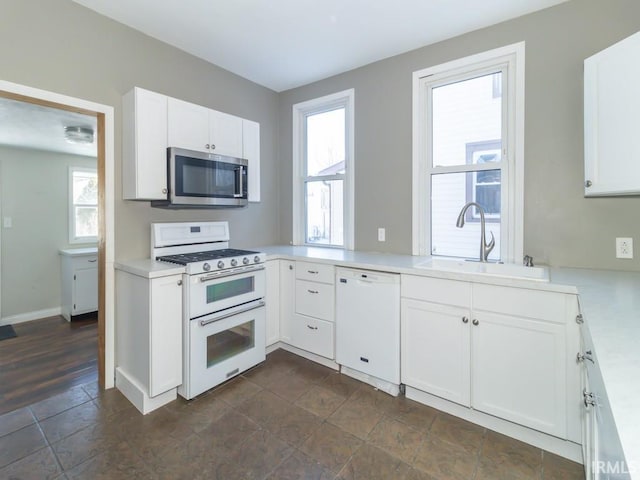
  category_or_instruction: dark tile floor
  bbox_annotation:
[0,349,585,479]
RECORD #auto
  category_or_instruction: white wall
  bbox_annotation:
[0,145,96,319]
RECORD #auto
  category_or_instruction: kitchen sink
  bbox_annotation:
[415,258,549,282]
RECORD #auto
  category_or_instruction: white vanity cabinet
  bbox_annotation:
[122,87,168,200]
[60,248,98,321]
[115,265,183,414]
[584,31,640,196]
[401,275,580,440]
[167,97,243,158]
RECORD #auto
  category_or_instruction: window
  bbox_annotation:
[69,167,98,243]
[412,43,524,262]
[293,89,354,249]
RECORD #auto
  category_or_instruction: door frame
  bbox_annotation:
[0,79,115,389]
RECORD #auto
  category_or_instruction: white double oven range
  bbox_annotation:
[153,222,266,400]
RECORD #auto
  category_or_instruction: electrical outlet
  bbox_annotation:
[378,227,386,242]
[616,237,633,259]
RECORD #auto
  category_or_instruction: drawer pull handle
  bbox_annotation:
[88,259,97,263]
[307,289,319,294]
[360,357,369,363]
[307,325,318,330]
[307,270,318,274]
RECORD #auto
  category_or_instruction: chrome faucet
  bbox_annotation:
[456,202,495,263]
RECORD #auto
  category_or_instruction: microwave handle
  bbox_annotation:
[234,165,245,198]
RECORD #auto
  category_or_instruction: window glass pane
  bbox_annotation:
[306,107,345,176]
[75,206,98,238]
[432,72,502,168]
[431,172,501,260]
[73,171,98,205]
[305,179,343,246]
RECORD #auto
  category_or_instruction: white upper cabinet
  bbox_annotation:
[122,87,168,200]
[167,97,243,158]
[123,87,261,202]
[584,31,640,196]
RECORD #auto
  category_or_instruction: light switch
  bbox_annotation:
[3,217,12,228]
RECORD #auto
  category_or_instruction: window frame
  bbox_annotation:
[292,89,355,250]
[69,166,98,244]
[412,43,525,263]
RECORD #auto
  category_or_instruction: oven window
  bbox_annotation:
[206,277,255,303]
[206,320,255,367]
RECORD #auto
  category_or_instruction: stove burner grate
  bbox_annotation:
[156,248,259,266]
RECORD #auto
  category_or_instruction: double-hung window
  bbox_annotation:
[293,89,354,249]
[412,43,524,262]
[69,167,98,243]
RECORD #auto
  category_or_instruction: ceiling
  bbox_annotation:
[0,97,97,157]
[72,0,567,92]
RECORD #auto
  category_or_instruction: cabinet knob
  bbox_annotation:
[472,319,479,326]
[211,143,216,150]
[585,180,592,188]
[205,144,210,149]
[177,280,183,286]
[289,265,293,270]
[462,316,469,324]
[162,188,168,194]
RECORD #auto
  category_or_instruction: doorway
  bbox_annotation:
[0,80,115,395]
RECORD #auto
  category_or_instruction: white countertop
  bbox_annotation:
[114,259,185,279]
[59,247,98,256]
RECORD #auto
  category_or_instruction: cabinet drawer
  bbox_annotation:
[292,314,334,359]
[401,275,471,307]
[472,284,567,323]
[295,280,335,321]
[70,255,98,269]
[296,262,335,284]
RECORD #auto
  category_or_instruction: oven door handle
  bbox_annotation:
[199,300,265,327]
[199,264,265,283]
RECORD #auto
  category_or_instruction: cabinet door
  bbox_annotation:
[73,267,98,315]
[209,110,243,158]
[471,311,566,437]
[242,119,260,202]
[401,299,471,407]
[123,87,168,200]
[279,261,295,343]
[149,275,183,397]
[584,31,640,196]
[167,97,210,152]
[291,314,334,359]
[265,260,280,346]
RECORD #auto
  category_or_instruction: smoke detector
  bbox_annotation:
[64,126,94,144]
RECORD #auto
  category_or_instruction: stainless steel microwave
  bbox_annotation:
[151,147,248,209]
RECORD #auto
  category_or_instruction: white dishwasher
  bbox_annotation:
[335,267,401,395]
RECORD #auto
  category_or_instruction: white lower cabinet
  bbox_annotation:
[279,260,296,344]
[115,269,183,412]
[60,248,98,321]
[265,260,280,346]
[401,274,579,440]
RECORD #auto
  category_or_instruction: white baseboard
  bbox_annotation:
[275,342,340,371]
[115,367,176,415]
[1,307,62,326]
[405,386,583,464]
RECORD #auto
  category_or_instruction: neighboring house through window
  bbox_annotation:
[412,43,524,262]
[69,167,98,243]
[292,89,354,249]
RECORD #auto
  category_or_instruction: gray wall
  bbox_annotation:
[0,146,96,317]
[278,0,640,270]
[0,0,281,261]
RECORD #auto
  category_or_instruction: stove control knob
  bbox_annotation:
[217,260,225,269]
[243,257,250,265]
[231,259,238,267]
[203,263,211,272]
[254,255,261,263]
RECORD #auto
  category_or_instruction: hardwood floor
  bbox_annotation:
[0,315,97,415]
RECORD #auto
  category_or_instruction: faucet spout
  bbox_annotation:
[456,202,495,263]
